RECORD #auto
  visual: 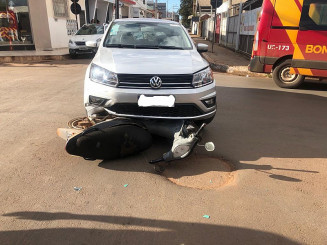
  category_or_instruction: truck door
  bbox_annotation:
[292,0,327,77]
[263,0,300,67]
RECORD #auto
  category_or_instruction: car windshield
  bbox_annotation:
[103,21,193,50]
[76,25,104,35]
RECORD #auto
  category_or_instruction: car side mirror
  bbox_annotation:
[197,43,208,53]
[86,41,97,48]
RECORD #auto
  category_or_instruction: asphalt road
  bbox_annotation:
[0,59,327,244]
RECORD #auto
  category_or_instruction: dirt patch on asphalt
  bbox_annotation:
[163,156,235,190]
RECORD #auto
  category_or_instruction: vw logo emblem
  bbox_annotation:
[150,76,162,89]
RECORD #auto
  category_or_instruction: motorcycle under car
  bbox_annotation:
[57,114,215,173]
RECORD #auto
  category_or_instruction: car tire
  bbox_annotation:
[272,59,305,89]
[70,53,78,59]
[69,49,78,59]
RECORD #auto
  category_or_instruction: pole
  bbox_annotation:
[155,0,158,18]
[212,0,217,52]
[115,0,119,19]
[105,2,109,23]
[74,2,79,29]
[235,2,243,51]
[94,0,98,20]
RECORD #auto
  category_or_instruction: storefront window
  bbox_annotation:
[0,0,34,50]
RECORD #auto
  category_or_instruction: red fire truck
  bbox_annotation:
[249,0,327,88]
[0,10,18,42]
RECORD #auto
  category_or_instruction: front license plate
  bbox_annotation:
[138,95,175,107]
[79,47,89,50]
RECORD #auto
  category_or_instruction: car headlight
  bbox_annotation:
[89,64,118,87]
[192,67,214,88]
[69,39,74,44]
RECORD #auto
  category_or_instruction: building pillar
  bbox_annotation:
[28,0,52,51]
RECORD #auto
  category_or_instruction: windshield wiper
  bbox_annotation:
[137,45,185,50]
[157,46,185,50]
[105,44,135,48]
[106,44,186,50]
[134,45,160,49]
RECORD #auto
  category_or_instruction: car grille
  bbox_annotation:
[106,104,203,117]
[75,41,86,46]
[117,74,194,89]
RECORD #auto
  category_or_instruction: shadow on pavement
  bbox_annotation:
[299,80,327,91]
[213,86,327,161]
[0,55,94,67]
[99,85,325,182]
[2,212,300,245]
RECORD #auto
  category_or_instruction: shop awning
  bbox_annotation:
[121,0,136,5]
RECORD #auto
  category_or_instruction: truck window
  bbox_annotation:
[0,18,10,28]
[309,3,327,26]
[300,0,327,30]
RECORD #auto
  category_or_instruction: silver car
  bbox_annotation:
[84,18,216,124]
[69,24,105,58]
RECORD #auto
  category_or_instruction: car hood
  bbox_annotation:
[71,34,103,42]
[92,48,208,74]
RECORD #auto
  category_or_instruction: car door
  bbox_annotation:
[292,0,327,77]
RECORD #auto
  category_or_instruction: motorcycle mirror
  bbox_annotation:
[205,142,215,152]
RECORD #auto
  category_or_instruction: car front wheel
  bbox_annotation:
[69,49,78,59]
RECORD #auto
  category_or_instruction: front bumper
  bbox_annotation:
[69,43,95,54]
[84,74,216,120]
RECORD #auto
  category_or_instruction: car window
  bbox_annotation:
[76,25,104,35]
[103,21,193,49]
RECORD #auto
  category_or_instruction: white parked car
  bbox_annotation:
[68,24,105,58]
[84,19,216,125]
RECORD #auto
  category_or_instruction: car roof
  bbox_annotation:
[113,18,180,25]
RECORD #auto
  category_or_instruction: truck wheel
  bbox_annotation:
[272,59,305,89]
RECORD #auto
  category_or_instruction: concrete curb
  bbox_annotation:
[0,54,70,63]
[201,52,267,78]
[192,37,268,78]
[201,52,229,72]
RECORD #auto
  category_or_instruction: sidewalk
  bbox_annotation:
[0,48,69,63]
[192,36,267,77]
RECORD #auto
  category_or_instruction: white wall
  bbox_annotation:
[132,7,140,18]
[89,0,97,21]
[28,0,52,50]
[46,0,86,49]
[216,1,229,14]
[96,1,110,24]
[121,5,129,18]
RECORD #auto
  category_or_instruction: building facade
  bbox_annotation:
[0,0,152,52]
[147,1,166,18]
[0,0,87,51]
